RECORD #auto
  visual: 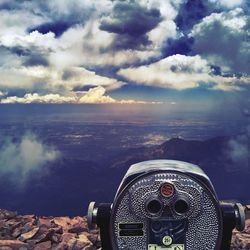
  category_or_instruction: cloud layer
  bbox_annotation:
[0,0,249,102]
[118,54,249,90]
[0,86,157,104]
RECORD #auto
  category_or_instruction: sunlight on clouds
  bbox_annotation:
[0,64,124,92]
[118,54,250,91]
[78,86,116,104]
[1,31,57,51]
[0,86,158,104]
[0,0,249,102]
[209,0,245,8]
[190,8,250,75]
[0,1,174,70]
[118,55,210,89]
[0,86,114,104]
[147,0,180,49]
[0,9,46,36]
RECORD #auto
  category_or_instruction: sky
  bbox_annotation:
[0,0,249,105]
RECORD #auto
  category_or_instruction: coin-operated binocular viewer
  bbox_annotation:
[87,160,245,250]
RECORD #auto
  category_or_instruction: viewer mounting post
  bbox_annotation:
[88,160,245,250]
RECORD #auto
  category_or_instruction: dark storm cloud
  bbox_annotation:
[7,46,30,56]
[191,10,250,75]
[210,65,222,76]
[26,3,94,37]
[0,0,28,10]
[27,1,95,37]
[28,21,72,38]
[0,0,249,99]
[158,0,216,58]
[162,36,194,57]
[23,54,49,67]
[73,85,98,92]
[62,70,75,81]
[175,0,214,31]
[99,1,162,50]
[0,0,94,37]
[4,46,49,67]
[0,2,16,10]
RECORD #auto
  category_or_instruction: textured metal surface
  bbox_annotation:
[111,171,222,250]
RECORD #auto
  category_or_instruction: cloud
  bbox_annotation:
[209,0,245,9]
[0,86,158,104]
[99,1,163,50]
[118,54,250,90]
[226,123,250,172]
[225,104,250,171]
[1,93,75,104]
[45,0,180,68]
[1,30,57,51]
[0,0,107,36]
[0,0,180,94]
[0,8,46,36]
[0,0,249,100]
[162,36,194,56]
[0,30,57,68]
[0,62,123,94]
[175,0,213,31]
[0,86,114,104]
[228,134,249,167]
[190,8,250,74]
[0,132,60,186]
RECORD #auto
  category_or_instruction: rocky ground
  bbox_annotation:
[0,209,101,250]
[231,207,250,250]
[231,220,250,250]
[0,208,249,249]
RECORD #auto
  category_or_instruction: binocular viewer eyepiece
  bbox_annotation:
[87,160,245,250]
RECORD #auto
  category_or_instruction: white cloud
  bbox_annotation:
[0,64,123,92]
[118,54,250,90]
[146,0,181,50]
[118,55,210,89]
[0,86,114,104]
[1,93,75,104]
[77,86,116,104]
[0,132,60,186]
[1,31,57,52]
[0,0,181,69]
[0,9,46,36]
[0,86,159,104]
[0,0,185,97]
[0,1,172,70]
[51,19,163,68]
[226,121,250,172]
[209,0,245,9]
[0,0,248,98]
[190,8,250,74]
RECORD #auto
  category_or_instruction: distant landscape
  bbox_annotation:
[0,104,249,216]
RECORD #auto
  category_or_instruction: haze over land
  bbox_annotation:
[0,105,248,216]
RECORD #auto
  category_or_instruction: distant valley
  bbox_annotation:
[1,135,249,216]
